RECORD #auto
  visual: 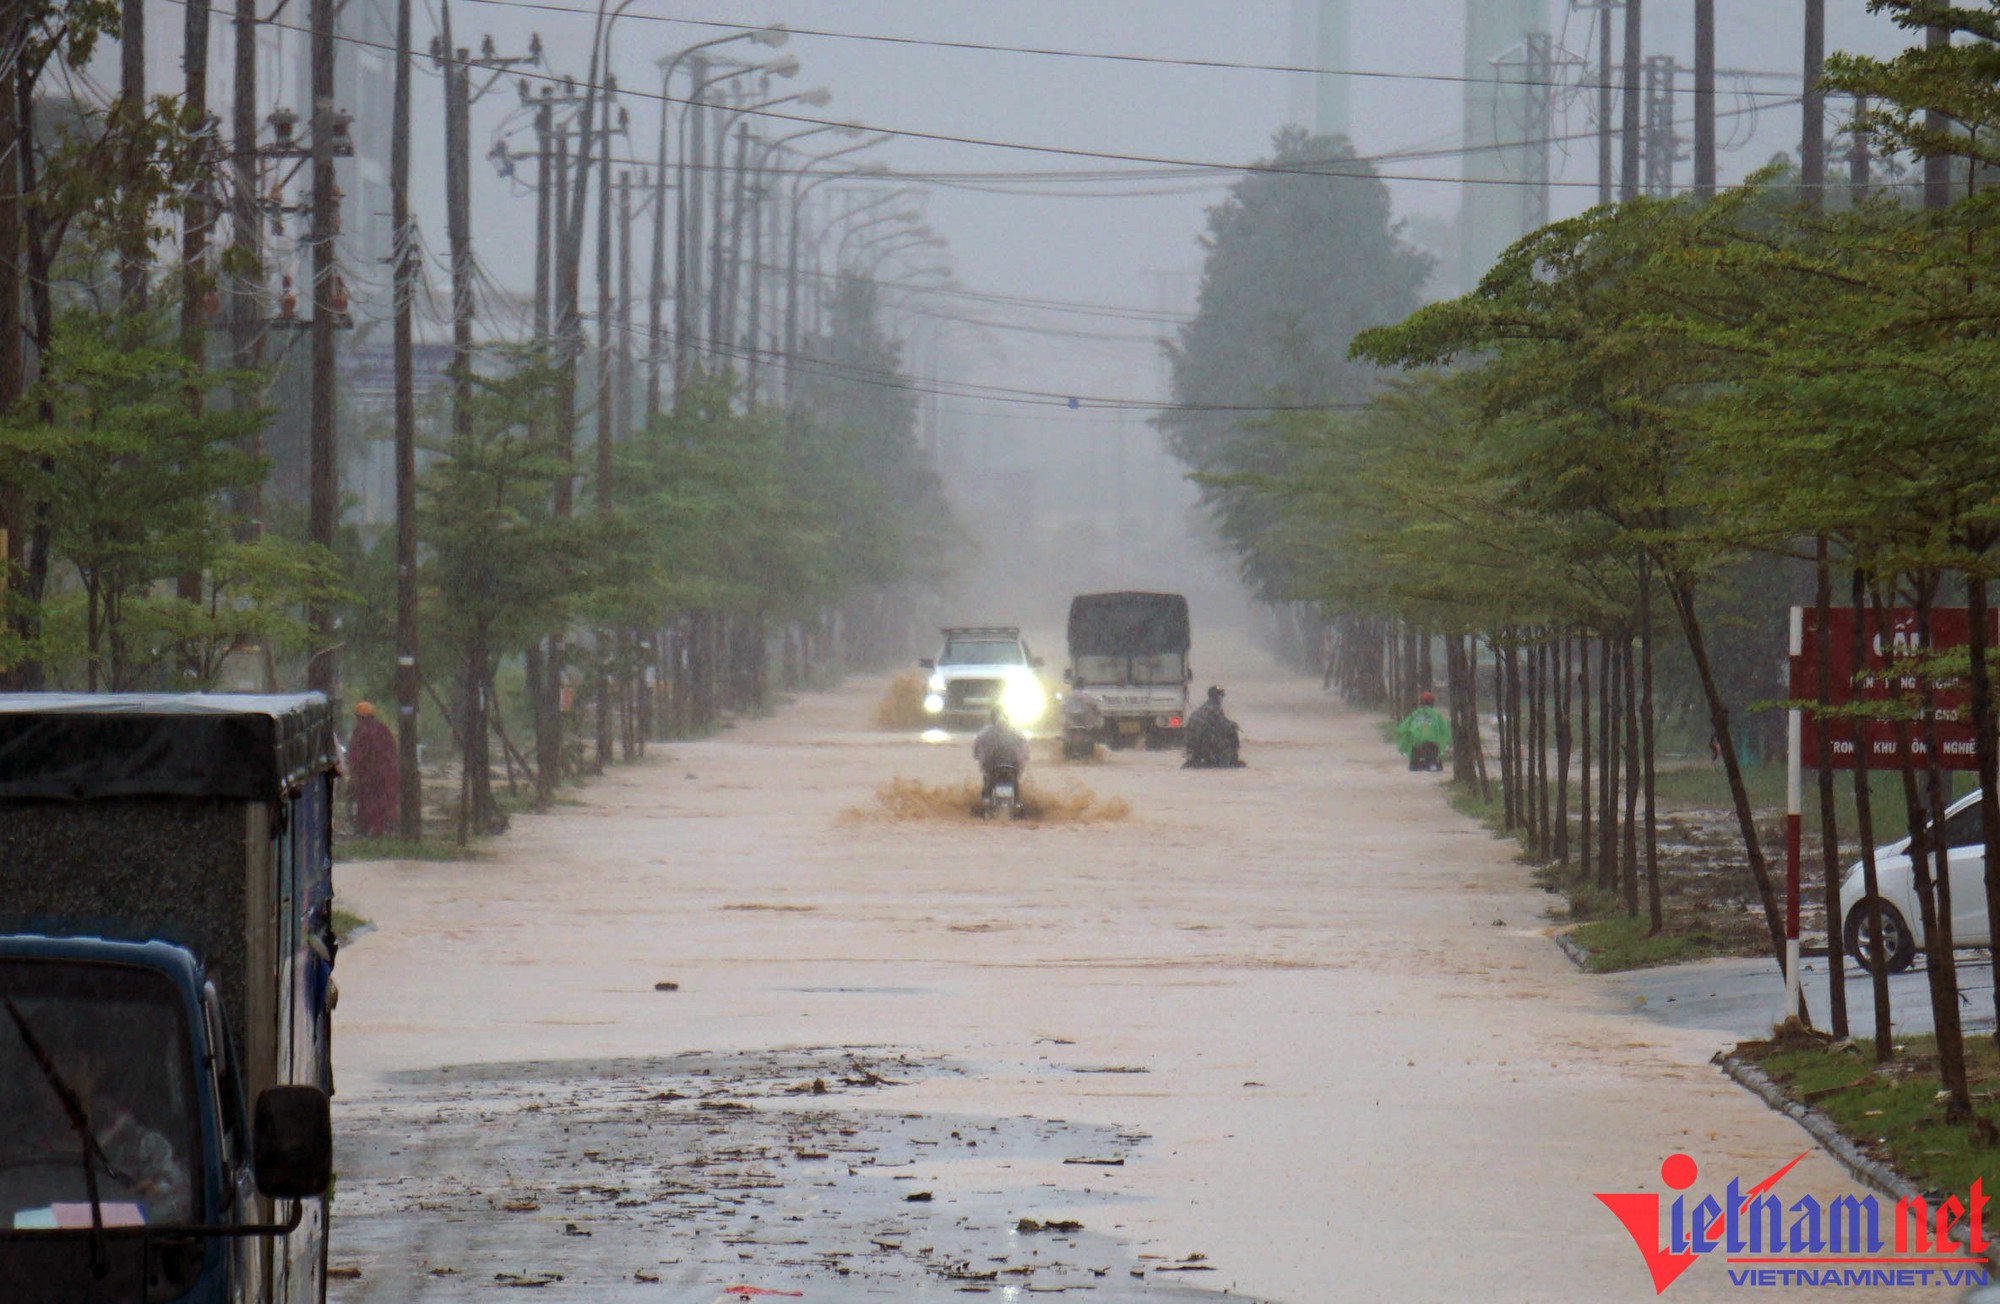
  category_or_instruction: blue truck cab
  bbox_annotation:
[0,695,340,1303]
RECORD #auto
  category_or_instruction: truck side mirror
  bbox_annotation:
[917,657,935,670]
[254,1085,332,1200]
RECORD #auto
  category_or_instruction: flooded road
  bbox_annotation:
[328,658,1958,1302]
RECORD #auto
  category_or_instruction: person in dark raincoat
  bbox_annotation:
[1183,686,1244,768]
[346,701,401,838]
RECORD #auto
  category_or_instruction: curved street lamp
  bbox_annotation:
[834,207,922,267]
[647,25,789,416]
[669,58,792,390]
[705,87,832,359]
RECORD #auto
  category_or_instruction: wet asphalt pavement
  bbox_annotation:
[1604,950,1997,1040]
[328,1048,1243,1302]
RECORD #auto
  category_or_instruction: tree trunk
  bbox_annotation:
[1641,566,1662,935]
[1913,588,1972,1120]
[1852,569,1893,1060]
[1814,538,1848,1036]
[1555,633,1573,868]
[1579,629,1593,885]
[1622,627,1640,918]
[1468,636,1490,801]
[1599,634,1620,895]
[1537,636,1553,862]
[1665,579,1788,968]
[1499,639,1517,832]
[1967,564,2000,1049]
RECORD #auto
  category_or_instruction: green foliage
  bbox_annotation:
[419,349,591,669]
[1161,128,1431,601]
[0,313,339,689]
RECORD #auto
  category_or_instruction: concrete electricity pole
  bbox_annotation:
[1694,0,1716,196]
[120,0,147,313]
[307,0,339,698]
[1926,23,1950,211]
[229,0,263,529]
[1802,0,1826,207]
[1620,0,1642,202]
[1848,95,1872,206]
[392,0,422,839]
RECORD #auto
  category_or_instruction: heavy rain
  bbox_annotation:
[2,2,1999,1302]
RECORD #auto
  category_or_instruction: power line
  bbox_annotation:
[451,0,1805,101]
[158,0,1632,191]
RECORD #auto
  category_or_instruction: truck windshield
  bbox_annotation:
[941,640,1023,666]
[0,960,200,1229]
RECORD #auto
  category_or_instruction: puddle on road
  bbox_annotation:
[329,1048,1245,1302]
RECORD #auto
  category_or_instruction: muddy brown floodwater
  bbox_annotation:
[329,651,1958,1303]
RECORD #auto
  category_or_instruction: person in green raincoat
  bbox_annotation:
[1396,691,1451,771]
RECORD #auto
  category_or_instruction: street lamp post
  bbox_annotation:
[705,84,827,369]
[783,148,890,406]
[648,26,787,418]
[834,207,922,269]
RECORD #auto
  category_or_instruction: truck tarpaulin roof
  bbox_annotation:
[1067,592,1191,656]
[0,693,339,801]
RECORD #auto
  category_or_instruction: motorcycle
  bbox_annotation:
[1059,691,1102,761]
[982,763,1023,819]
[1409,741,1444,773]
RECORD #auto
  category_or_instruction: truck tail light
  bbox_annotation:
[1169,715,1181,727]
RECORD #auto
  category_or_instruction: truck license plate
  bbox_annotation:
[1119,720,1142,734]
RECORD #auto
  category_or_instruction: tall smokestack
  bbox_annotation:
[1290,0,1352,142]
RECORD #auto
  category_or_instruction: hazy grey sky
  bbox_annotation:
[129,0,1915,419]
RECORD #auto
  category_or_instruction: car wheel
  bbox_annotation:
[1845,898,1917,975]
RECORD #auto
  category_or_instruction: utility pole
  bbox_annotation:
[1694,0,1715,196]
[677,55,710,394]
[0,2,21,637]
[617,171,634,444]
[1522,33,1554,231]
[307,0,339,699]
[120,0,147,313]
[1848,94,1872,206]
[1926,23,1950,210]
[534,92,554,340]
[1598,1,1616,207]
[392,0,422,840]
[229,0,264,537]
[1642,56,1679,197]
[179,0,212,364]
[595,90,619,770]
[1620,0,1642,202]
[1802,0,1826,207]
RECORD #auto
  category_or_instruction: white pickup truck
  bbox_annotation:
[918,627,1050,728]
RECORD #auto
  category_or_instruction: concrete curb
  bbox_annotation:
[1712,1053,1921,1202]
[1713,1052,1994,1270]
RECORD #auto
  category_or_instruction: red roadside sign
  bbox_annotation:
[1787,607,1996,771]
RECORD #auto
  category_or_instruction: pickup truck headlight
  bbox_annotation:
[923,693,945,714]
[926,672,946,693]
[1002,675,1046,723]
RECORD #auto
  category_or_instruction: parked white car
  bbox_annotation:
[1840,789,1989,974]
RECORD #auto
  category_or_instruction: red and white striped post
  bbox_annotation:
[1785,606,1804,1022]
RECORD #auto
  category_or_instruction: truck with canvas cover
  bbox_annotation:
[1065,592,1192,749]
[0,693,341,1304]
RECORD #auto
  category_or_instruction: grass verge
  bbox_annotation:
[1735,1031,2000,1198]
